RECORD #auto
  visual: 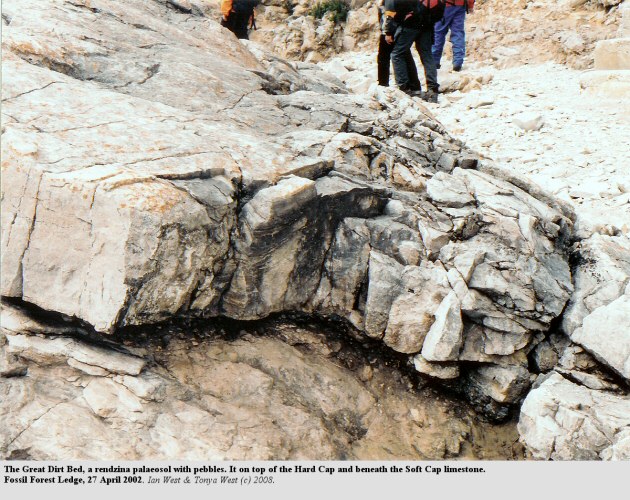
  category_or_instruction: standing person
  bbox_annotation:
[413,0,442,102]
[220,0,259,40]
[431,0,475,72]
[377,0,421,90]
[383,0,438,98]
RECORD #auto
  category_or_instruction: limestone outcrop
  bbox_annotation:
[562,234,630,380]
[5,0,629,461]
[1,0,577,418]
[251,0,626,70]
[0,311,522,460]
[253,0,378,63]
[583,2,630,97]
[518,235,630,459]
[519,373,630,460]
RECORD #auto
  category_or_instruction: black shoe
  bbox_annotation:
[399,85,422,97]
[422,89,438,103]
[453,65,462,72]
[404,89,423,97]
[436,63,441,69]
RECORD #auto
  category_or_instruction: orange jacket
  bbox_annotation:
[221,0,259,17]
[221,0,233,17]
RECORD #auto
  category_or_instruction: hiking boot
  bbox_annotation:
[422,89,438,103]
[404,89,423,97]
[453,64,462,72]
[400,85,423,97]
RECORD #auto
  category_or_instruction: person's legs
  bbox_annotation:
[449,6,467,69]
[377,35,392,86]
[432,9,455,67]
[391,27,420,89]
[232,12,250,39]
[405,49,421,91]
[415,28,438,93]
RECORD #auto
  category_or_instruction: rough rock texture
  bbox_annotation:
[580,69,630,98]
[519,234,630,458]
[571,292,630,379]
[594,37,630,69]
[6,334,146,376]
[564,237,627,325]
[4,0,628,462]
[1,0,577,415]
[0,312,522,460]
[519,373,630,460]
[251,0,624,70]
[462,0,625,70]
[252,0,378,63]
[588,6,630,98]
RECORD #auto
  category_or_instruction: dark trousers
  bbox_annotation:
[414,28,439,92]
[377,35,420,90]
[221,12,250,40]
[391,26,422,90]
[392,26,439,92]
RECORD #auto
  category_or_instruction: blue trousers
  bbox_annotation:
[432,6,467,67]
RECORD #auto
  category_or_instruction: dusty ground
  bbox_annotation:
[434,61,630,237]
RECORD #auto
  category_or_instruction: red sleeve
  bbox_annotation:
[468,0,475,10]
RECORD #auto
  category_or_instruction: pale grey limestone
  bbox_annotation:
[519,373,630,460]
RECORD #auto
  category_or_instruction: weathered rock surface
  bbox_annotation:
[0,317,522,460]
[5,0,628,462]
[594,37,630,70]
[1,0,576,410]
[467,365,531,405]
[6,334,146,376]
[252,0,379,63]
[421,291,463,362]
[252,0,623,71]
[519,372,630,460]
[519,230,630,460]
[571,292,630,380]
[520,234,630,459]
[465,0,624,70]
[580,69,630,98]
[512,112,545,132]
[562,234,630,337]
[518,249,630,459]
